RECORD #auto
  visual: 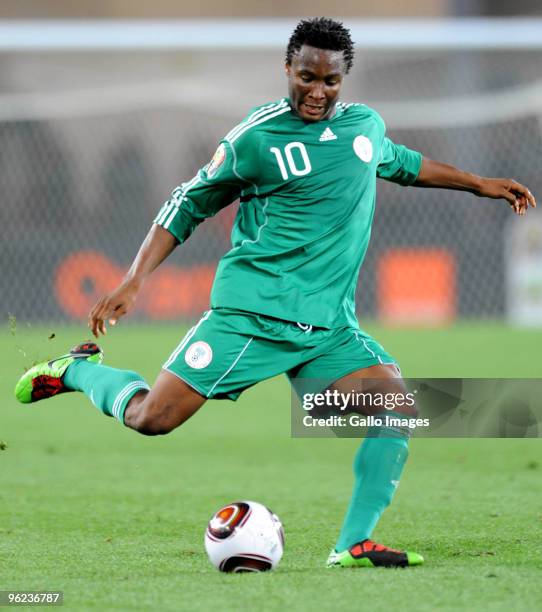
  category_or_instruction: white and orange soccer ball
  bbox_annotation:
[204,501,284,572]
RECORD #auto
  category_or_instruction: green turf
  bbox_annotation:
[1,322,542,611]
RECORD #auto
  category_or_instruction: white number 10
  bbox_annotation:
[270,142,312,180]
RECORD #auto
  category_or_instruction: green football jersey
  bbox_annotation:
[154,98,422,328]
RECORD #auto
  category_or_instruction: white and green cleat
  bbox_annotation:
[14,342,103,404]
[327,539,424,568]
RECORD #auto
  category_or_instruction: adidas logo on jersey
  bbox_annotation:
[319,127,337,142]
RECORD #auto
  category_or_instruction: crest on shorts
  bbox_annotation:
[185,341,213,369]
[207,143,226,178]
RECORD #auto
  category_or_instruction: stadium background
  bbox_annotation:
[1,1,542,326]
[1,3,542,611]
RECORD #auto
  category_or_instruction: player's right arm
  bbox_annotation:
[88,224,177,337]
[89,137,252,337]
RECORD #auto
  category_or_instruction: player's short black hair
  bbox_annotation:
[286,17,355,73]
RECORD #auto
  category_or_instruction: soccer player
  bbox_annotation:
[15,18,536,568]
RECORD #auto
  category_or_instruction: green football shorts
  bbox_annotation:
[163,307,397,400]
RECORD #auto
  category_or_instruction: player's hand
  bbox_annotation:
[475,178,537,216]
[88,278,141,338]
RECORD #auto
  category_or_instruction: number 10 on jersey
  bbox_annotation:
[270,142,312,180]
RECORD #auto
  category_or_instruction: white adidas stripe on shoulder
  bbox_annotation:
[227,105,291,144]
[226,100,285,140]
[226,99,290,142]
[226,99,286,141]
[337,101,370,112]
[155,100,291,231]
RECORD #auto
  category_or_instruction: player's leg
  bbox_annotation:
[288,326,422,567]
[122,371,205,435]
[64,359,206,435]
[328,363,422,567]
[14,341,206,434]
[14,309,309,436]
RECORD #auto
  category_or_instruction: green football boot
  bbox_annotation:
[327,539,424,568]
[14,342,103,404]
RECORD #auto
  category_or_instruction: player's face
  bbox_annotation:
[285,45,345,122]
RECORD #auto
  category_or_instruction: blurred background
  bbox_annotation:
[1,1,542,326]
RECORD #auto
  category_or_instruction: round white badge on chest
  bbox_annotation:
[353,135,373,163]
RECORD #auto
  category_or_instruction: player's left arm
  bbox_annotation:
[414,157,537,216]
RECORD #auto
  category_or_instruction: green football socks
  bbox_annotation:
[335,414,410,552]
[63,360,149,424]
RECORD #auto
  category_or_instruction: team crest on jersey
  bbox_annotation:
[185,341,213,369]
[207,143,226,178]
[353,135,373,163]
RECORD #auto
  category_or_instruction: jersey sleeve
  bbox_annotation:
[376,129,423,186]
[153,139,249,244]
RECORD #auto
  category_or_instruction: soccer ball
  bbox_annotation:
[204,501,284,572]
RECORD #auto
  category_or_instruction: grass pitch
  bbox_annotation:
[1,322,542,611]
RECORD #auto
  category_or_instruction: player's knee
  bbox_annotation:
[135,416,173,436]
[131,398,182,436]
[385,380,418,418]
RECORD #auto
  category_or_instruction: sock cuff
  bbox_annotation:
[111,380,150,424]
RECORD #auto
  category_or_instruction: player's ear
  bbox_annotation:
[285,62,291,76]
